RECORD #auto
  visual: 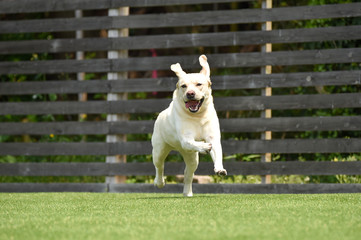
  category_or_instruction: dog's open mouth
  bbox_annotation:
[185,98,204,113]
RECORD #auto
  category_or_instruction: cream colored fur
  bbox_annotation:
[151,55,227,197]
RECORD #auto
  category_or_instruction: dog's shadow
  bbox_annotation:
[136,195,216,200]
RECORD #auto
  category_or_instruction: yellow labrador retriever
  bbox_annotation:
[152,55,227,197]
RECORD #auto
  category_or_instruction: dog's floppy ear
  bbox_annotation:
[199,55,212,86]
[199,55,210,78]
[171,63,186,78]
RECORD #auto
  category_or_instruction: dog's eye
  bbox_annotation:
[181,84,187,88]
[196,83,202,86]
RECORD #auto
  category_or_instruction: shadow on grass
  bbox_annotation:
[135,194,216,200]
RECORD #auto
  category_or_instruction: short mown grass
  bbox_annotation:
[1,193,360,240]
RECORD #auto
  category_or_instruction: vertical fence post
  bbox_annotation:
[261,0,272,184]
[75,10,87,122]
[106,7,129,184]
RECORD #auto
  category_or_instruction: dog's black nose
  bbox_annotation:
[186,91,195,99]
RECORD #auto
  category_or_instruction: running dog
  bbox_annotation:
[151,55,227,197]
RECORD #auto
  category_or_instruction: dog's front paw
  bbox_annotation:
[154,177,166,188]
[214,168,227,176]
[198,142,212,154]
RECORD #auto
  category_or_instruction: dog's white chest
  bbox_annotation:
[181,118,212,141]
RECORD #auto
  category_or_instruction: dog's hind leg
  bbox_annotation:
[181,151,199,197]
[152,144,170,189]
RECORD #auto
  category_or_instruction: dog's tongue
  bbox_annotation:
[185,100,199,110]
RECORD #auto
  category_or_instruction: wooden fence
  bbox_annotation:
[0,0,360,194]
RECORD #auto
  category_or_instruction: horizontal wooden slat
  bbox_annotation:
[1,183,360,194]
[220,116,361,133]
[0,79,111,95]
[0,0,251,14]
[0,121,151,135]
[1,116,360,135]
[1,70,360,95]
[109,183,361,194]
[220,162,361,176]
[0,142,149,156]
[0,93,360,115]
[1,48,360,74]
[220,92,361,112]
[222,139,361,154]
[0,183,108,193]
[1,161,360,176]
[0,139,359,156]
[0,101,111,115]
[0,3,360,33]
[2,26,360,54]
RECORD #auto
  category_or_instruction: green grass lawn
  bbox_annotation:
[1,193,360,240]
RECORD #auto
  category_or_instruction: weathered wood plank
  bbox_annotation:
[1,116,360,135]
[1,3,360,33]
[0,142,151,156]
[187,184,361,194]
[0,58,112,75]
[0,0,251,14]
[0,79,112,95]
[109,183,361,194]
[0,121,151,135]
[220,116,361,133]
[1,70,360,95]
[112,0,253,7]
[1,48,360,74]
[0,183,108,193]
[0,101,111,115]
[214,93,361,112]
[1,161,360,176]
[1,183,359,193]
[0,93,359,115]
[0,142,125,156]
[0,139,359,156]
[221,162,361,176]
[222,139,361,154]
[2,26,360,54]
[0,162,158,176]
